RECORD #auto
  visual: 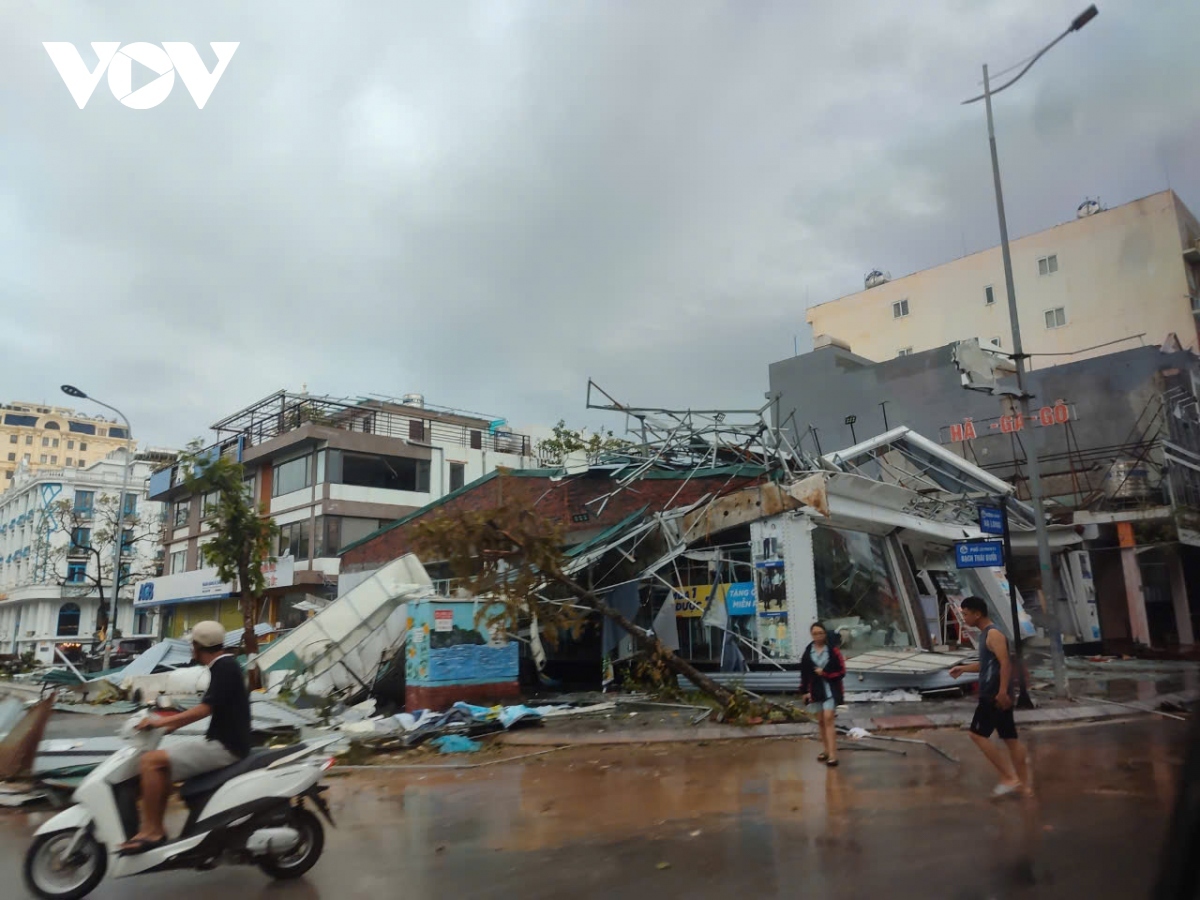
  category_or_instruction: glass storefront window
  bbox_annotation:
[812,526,913,655]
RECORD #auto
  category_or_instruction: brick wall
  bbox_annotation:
[341,471,764,569]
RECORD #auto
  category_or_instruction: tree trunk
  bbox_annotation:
[237,560,262,690]
[546,567,737,707]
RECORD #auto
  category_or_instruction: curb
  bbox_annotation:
[497,691,1195,748]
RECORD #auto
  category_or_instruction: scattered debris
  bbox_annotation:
[431,735,482,754]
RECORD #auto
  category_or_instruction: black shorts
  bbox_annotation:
[970,699,1017,740]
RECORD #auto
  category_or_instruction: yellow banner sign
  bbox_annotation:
[672,584,729,618]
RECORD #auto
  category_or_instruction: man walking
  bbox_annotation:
[950,596,1031,798]
[118,621,251,854]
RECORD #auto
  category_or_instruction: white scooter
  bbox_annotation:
[23,707,338,900]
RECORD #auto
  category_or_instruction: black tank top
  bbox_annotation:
[977,624,1004,699]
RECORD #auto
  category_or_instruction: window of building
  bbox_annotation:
[121,528,134,556]
[4,472,11,480]
[70,527,91,554]
[67,440,75,450]
[470,430,483,450]
[44,420,59,429]
[25,435,32,445]
[23,453,30,462]
[65,457,73,466]
[272,454,312,497]
[8,435,15,444]
[42,437,50,447]
[79,442,88,452]
[449,462,466,492]
[1044,307,1067,329]
[896,348,913,357]
[109,427,128,439]
[170,549,187,574]
[409,419,426,442]
[278,519,311,560]
[57,603,81,637]
[173,499,191,529]
[1037,254,1059,276]
[66,561,88,584]
[52,438,59,448]
[202,490,221,517]
[984,285,995,306]
[122,493,137,517]
[892,299,910,318]
[5,453,13,462]
[39,454,48,464]
[50,455,57,464]
[813,526,913,655]
[336,452,431,493]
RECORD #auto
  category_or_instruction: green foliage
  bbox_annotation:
[179,441,279,598]
[411,497,584,646]
[535,420,633,466]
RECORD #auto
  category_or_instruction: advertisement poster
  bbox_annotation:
[755,560,790,658]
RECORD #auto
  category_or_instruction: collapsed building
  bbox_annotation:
[319,383,1093,700]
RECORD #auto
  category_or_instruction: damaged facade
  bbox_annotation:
[336,386,1069,695]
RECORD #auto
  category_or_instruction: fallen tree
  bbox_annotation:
[411,493,807,722]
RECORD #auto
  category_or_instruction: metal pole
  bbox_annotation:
[983,64,1068,698]
[880,401,890,431]
[103,411,133,671]
[1000,496,1034,709]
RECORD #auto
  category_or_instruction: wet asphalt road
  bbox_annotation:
[1,718,1186,900]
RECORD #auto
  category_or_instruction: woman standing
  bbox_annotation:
[800,622,846,767]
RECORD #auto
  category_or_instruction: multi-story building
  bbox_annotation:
[1,401,134,485]
[137,390,534,639]
[0,448,174,664]
[805,190,1200,366]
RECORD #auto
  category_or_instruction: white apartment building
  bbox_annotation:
[0,449,174,664]
[806,191,1200,366]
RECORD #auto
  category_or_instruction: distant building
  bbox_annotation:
[0,401,134,485]
[806,191,1200,367]
[138,390,534,639]
[0,448,174,664]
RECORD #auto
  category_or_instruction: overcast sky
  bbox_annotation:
[2,1,1197,448]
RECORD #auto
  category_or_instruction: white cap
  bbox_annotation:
[190,621,226,650]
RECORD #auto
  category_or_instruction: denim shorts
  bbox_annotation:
[808,698,837,714]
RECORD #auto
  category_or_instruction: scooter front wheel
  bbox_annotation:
[258,807,324,880]
[23,830,107,900]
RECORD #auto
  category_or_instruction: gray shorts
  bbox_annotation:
[164,739,238,781]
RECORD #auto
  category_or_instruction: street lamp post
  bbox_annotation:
[62,385,134,671]
[963,5,1098,700]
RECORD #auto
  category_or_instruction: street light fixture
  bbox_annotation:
[962,6,1098,700]
[61,385,134,670]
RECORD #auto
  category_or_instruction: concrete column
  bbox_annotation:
[1121,548,1152,646]
[1168,549,1195,647]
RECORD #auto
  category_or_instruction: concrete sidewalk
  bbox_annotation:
[498,690,1196,746]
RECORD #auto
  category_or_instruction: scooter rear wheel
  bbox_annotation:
[258,807,324,880]
[23,831,107,900]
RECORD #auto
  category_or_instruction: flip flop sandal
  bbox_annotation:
[825,759,840,767]
[817,753,829,762]
[119,837,168,856]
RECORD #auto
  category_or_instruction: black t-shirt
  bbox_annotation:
[202,655,252,759]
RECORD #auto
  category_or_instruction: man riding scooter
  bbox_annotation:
[119,621,250,855]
